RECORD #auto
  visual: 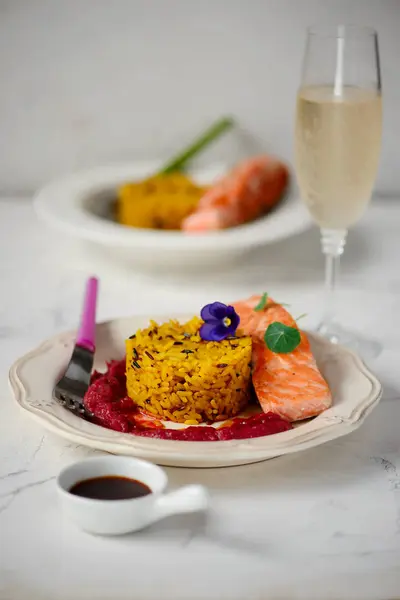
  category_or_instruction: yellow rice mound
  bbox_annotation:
[125,317,252,424]
[116,173,207,230]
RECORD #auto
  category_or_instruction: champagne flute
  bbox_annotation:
[295,25,382,357]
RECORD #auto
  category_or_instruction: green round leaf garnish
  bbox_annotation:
[264,322,301,353]
[254,292,268,312]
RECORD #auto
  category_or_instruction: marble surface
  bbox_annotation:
[1,197,400,599]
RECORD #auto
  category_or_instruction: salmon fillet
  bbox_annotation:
[233,295,332,422]
[182,155,289,231]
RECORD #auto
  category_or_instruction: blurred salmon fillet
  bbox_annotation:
[182,155,289,231]
[233,295,332,422]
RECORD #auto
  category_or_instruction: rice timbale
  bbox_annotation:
[117,173,207,230]
[125,317,252,424]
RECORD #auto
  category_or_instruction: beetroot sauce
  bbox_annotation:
[84,360,292,441]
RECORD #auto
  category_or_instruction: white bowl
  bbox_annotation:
[57,455,209,535]
[33,161,312,270]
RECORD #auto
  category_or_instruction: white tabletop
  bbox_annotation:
[1,197,400,600]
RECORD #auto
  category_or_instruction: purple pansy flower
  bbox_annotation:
[199,302,240,342]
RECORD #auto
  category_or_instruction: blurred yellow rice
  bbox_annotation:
[125,317,252,424]
[116,173,207,230]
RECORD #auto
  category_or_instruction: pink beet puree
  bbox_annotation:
[84,360,292,441]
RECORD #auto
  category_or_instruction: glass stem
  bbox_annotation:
[320,228,347,333]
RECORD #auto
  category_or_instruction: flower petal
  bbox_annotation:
[199,322,229,342]
[200,302,228,322]
[200,304,214,322]
[226,306,240,332]
[211,323,231,341]
[199,322,217,341]
[225,324,237,337]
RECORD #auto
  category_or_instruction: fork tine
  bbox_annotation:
[54,383,94,418]
[53,277,98,420]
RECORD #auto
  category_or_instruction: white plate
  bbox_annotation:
[33,162,312,269]
[9,313,382,468]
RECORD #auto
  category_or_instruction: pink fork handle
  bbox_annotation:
[76,277,98,352]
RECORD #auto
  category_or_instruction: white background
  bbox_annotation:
[1,0,399,194]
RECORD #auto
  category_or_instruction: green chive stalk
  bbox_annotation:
[158,116,235,175]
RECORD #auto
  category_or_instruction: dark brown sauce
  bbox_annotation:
[69,475,152,500]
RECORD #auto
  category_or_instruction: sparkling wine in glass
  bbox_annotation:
[295,25,382,357]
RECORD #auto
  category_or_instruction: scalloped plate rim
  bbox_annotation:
[8,313,382,467]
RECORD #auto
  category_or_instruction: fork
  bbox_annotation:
[54,277,98,418]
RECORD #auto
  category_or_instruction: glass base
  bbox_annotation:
[316,321,382,361]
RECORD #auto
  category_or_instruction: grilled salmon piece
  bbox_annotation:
[182,155,289,231]
[233,295,332,422]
